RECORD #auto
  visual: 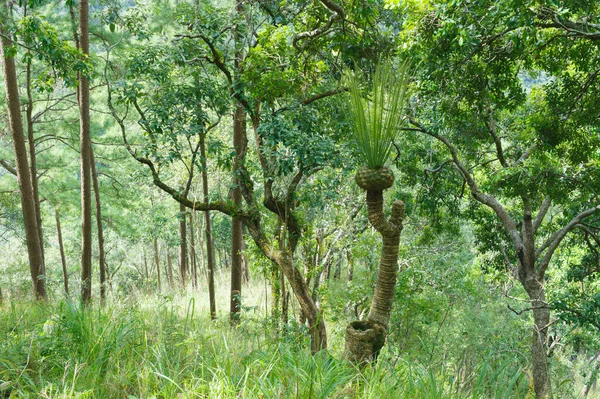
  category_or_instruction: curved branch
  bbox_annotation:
[409,118,523,250]
[537,205,600,278]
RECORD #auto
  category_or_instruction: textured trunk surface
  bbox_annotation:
[345,189,404,364]
[79,0,93,304]
[523,281,552,399]
[25,60,45,276]
[56,211,69,295]
[344,320,386,364]
[1,18,46,300]
[179,202,188,286]
[230,104,245,323]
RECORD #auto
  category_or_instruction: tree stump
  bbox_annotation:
[344,320,386,365]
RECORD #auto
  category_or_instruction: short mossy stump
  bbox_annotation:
[355,166,394,191]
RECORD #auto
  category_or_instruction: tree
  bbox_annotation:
[404,1,600,396]
[0,1,46,300]
[78,0,93,304]
[343,62,410,364]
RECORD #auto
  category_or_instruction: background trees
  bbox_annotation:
[1,1,599,397]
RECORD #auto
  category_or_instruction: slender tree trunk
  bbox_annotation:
[230,105,245,323]
[271,264,281,322]
[56,210,69,295]
[333,256,342,280]
[281,271,288,325]
[166,247,174,289]
[345,190,404,364]
[281,254,327,353]
[143,248,149,284]
[189,213,198,289]
[1,11,46,300]
[230,0,246,324]
[90,150,106,303]
[179,202,188,287]
[25,53,45,277]
[79,0,93,304]
[242,238,250,284]
[0,285,3,304]
[153,238,161,292]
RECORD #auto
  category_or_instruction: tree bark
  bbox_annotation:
[25,52,45,277]
[166,247,174,289]
[189,213,198,289]
[143,248,149,284]
[90,149,106,303]
[230,104,245,323]
[200,137,216,319]
[153,237,161,292]
[179,202,188,287]
[522,278,553,398]
[1,9,46,300]
[79,0,93,304]
[345,190,404,364]
[56,210,69,295]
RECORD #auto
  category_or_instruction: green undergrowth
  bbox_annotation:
[0,297,553,398]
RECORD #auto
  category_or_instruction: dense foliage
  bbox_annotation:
[1,0,599,398]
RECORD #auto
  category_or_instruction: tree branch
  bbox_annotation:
[409,118,523,251]
[537,205,600,278]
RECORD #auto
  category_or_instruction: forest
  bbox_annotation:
[1,0,599,398]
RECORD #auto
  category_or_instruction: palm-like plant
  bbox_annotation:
[346,61,411,191]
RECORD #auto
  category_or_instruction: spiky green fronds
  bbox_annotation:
[346,61,411,169]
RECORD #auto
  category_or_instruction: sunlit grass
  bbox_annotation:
[0,274,596,398]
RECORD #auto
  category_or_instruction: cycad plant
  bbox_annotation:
[347,61,411,191]
[344,60,411,365]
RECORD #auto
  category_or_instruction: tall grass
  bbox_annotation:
[0,295,549,398]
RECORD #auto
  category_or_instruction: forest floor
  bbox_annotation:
[0,273,597,398]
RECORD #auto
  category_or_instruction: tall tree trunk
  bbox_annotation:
[242,238,250,284]
[281,272,288,325]
[166,247,174,289]
[1,9,46,300]
[230,104,245,323]
[153,238,161,292]
[56,210,69,295]
[230,0,246,324]
[179,202,188,287]
[25,50,45,277]
[271,264,281,322]
[189,213,198,289]
[79,0,93,304]
[522,278,552,398]
[90,150,106,303]
[280,254,327,353]
[143,248,149,284]
[345,190,404,364]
